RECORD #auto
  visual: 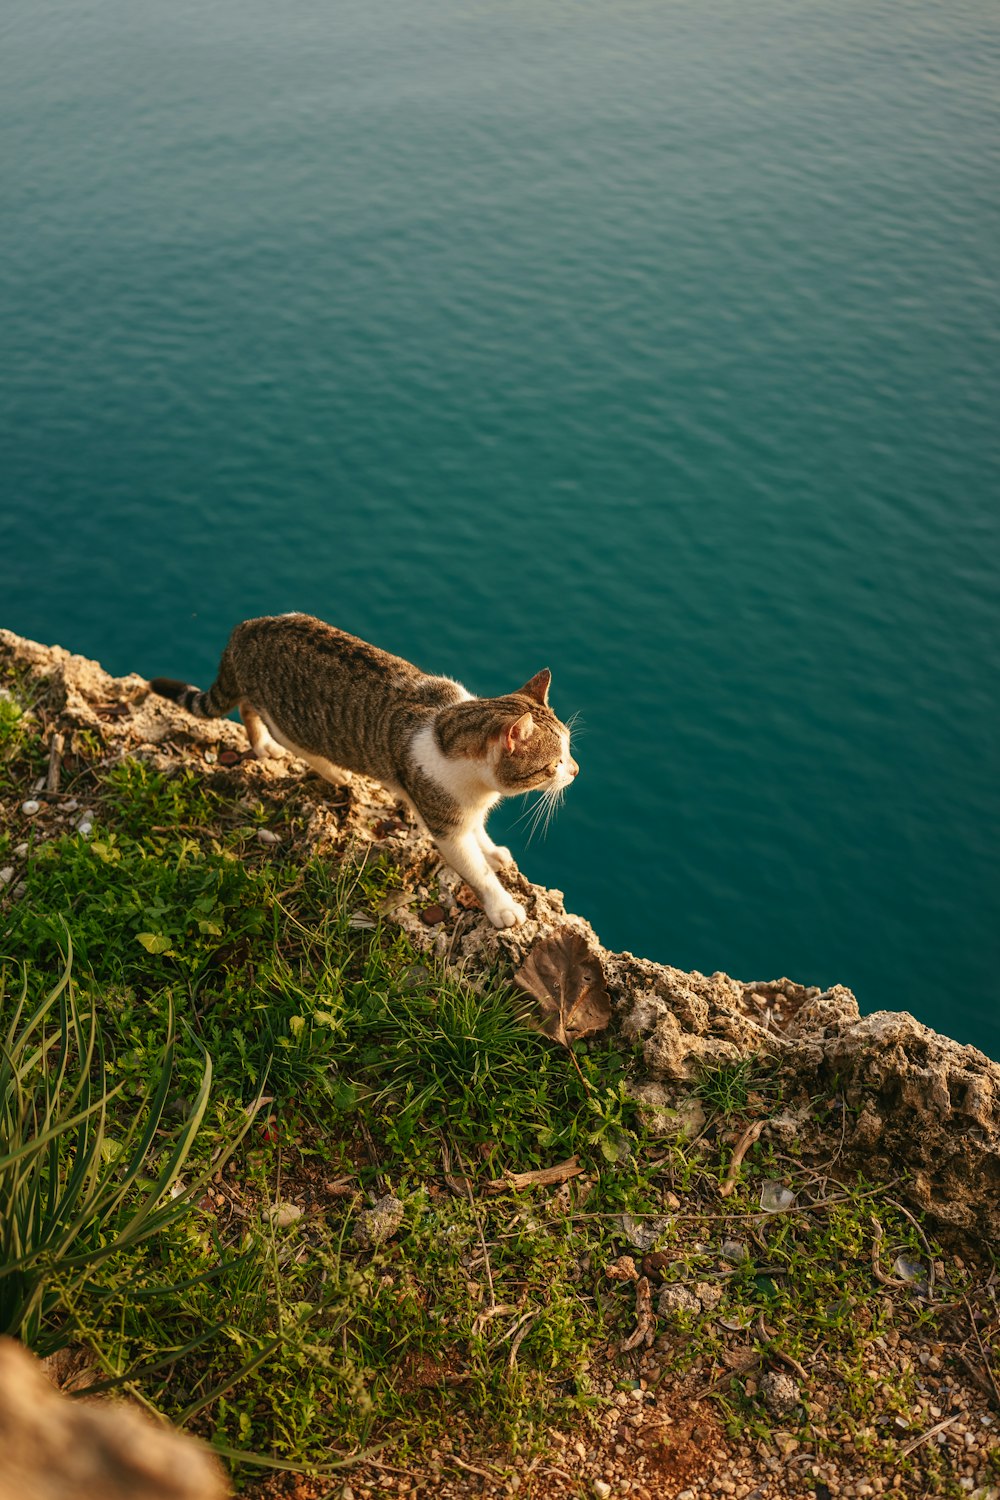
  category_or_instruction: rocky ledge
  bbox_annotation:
[2,628,998,1254]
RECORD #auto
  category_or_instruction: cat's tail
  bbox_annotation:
[149,655,240,719]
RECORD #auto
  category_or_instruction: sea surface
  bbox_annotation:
[2,0,998,1056]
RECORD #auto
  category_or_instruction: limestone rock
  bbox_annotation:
[759,1368,800,1417]
[657,1284,701,1317]
[353,1194,405,1248]
[0,1338,228,1500]
[819,1010,1000,1239]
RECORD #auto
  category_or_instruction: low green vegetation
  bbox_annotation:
[1,670,994,1496]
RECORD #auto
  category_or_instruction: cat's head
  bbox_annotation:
[486,669,579,795]
[435,670,578,795]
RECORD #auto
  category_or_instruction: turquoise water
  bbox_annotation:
[2,1,998,1056]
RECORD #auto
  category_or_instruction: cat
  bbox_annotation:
[149,613,578,928]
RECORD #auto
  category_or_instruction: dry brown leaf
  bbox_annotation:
[515,930,611,1048]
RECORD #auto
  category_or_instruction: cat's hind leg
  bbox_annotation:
[297,752,354,788]
[250,708,352,786]
[241,704,287,761]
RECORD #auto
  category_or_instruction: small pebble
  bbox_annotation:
[14,843,28,857]
[760,1369,800,1417]
[257,828,281,845]
[21,800,40,816]
[0,867,14,886]
[593,1482,611,1499]
[420,904,447,925]
[353,1194,405,1248]
[269,1201,303,1228]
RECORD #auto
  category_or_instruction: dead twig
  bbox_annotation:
[45,731,64,794]
[453,1139,496,1311]
[718,1119,765,1198]
[445,1454,502,1480]
[470,1303,521,1338]
[962,1292,1000,1408]
[357,1119,390,1191]
[488,1156,584,1192]
[491,1305,541,1369]
[619,1275,654,1354]
[772,1347,809,1382]
[701,1351,764,1395]
[886,1195,937,1301]
[506,1310,540,1369]
[869,1215,911,1289]
[952,1348,1000,1410]
[899,1413,959,1458]
[439,1137,472,1198]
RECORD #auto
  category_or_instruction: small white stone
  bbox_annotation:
[14,843,28,858]
[0,867,14,886]
[21,800,40,816]
[257,828,281,845]
[658,1283,700,1316]
[593,1483,612,1499]
[269,1201,303,1228]
[760,1180,797,1213]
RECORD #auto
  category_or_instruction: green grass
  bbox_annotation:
[0,942,220,1355]
[0,693,991,1495]
[1,744,630,1473]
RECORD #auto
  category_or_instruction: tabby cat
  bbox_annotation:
[150,613,578,928]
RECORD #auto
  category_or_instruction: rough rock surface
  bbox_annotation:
[2,628,998,1250]
[0,1338,228,1500]
[353,1193,406,1248]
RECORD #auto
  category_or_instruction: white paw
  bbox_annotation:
[484,845,514,872]
[253,740,286,761]
[486,898,527,930]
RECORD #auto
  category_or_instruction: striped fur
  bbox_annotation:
[149,615,578,927]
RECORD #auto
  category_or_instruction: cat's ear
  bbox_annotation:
[504,713,535,753]
[518,668,551,706]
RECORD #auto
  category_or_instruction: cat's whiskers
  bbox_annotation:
[516,780,565,845]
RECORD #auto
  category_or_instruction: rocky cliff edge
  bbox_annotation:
[2,628,997,1252]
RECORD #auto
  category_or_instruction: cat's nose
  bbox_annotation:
[569,759,579,778]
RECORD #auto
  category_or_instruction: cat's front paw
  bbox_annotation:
[484,844,514,872]
[486,897,527,929]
